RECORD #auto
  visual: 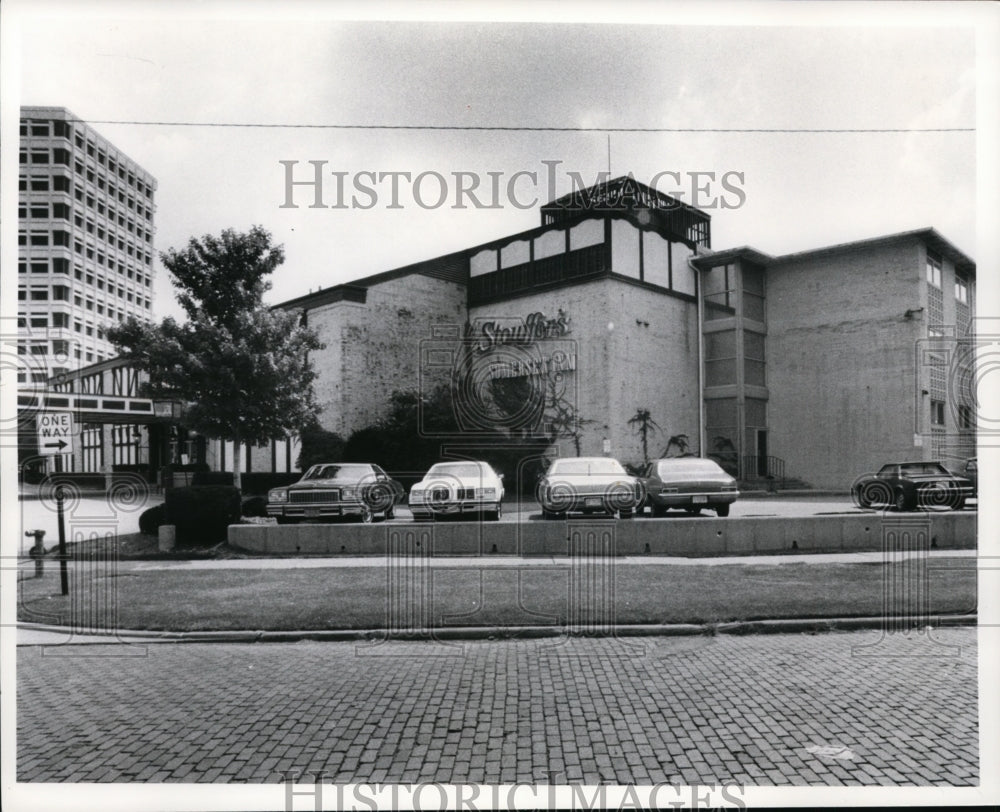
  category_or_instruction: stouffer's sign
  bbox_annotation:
[475,310,571,353]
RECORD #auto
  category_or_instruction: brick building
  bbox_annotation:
[30,175,974,490]
[214,176,976,490]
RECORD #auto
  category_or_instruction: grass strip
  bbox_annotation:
[16,558,975,632]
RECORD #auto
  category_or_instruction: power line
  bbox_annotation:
[86,119,974,133]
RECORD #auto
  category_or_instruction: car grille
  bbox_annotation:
[289,490,340,504]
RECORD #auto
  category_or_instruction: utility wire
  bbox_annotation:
[86,120,973,133]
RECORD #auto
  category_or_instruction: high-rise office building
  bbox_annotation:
[17,106,156,384]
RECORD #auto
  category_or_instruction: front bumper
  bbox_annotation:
[267,500,369,519]
[409,499,498,517]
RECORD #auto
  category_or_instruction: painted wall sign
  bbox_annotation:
[475,310,571,352]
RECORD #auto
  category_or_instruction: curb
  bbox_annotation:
[16,614,977,645]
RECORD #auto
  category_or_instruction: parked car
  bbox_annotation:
[852,461,973,511]
[639,457,739,517]
[536,456,644,520]
[963,457,978,497]
[409,461,504,521]
[267,463,404,524]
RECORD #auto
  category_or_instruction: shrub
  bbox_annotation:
[164,485,242,547]
[191,471,235,486]
[240,472,301,494]
[241,495,268,517]
[138,504,166,536]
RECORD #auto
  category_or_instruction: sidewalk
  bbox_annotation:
[84,547,980,570]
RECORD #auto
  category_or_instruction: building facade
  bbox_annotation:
[17,106,156,378]
[30,175,976,491]
[225,176,976,490]
[17,106,157,474]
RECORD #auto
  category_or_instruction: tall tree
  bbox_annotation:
[107,226,323,489]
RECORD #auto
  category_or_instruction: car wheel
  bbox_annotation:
[358,506,373,524]
[618,509,634,520]
[486,503,502,522]
[685,508,701,515]
[856,489,873,509]
[651,504,667,518]
[385,504,395,520]
[276,516,298,525]
[716,504,730,518]
[542,509,565,520]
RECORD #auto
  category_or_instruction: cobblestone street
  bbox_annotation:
[17,628,977,786]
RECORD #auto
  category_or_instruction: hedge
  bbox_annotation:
[164,485,241,547]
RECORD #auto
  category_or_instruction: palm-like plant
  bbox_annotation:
[627,408,661,465]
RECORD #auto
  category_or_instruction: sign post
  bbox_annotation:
[56,486,69,596]
[35,414,74,594]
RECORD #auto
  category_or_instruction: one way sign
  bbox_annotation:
[36,413,75,456]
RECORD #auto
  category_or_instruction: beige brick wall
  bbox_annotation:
[766,241,924,489]
[467,277,699,468]
[308,274,467,438]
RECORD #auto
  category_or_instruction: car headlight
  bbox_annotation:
[410,488,424,502]
[477,488,496,498]
[721,482,738,491]
[268,489,288,503]
[341,487,357,500]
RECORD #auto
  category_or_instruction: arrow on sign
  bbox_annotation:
[43,440,68,451]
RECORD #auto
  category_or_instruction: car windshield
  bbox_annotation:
[891,462,950,476]
[302,464,373,481]
[656,459,725,477]
[428,463,486,478]
[549,459,625,476]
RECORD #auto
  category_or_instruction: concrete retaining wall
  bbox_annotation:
[229,513,976,556]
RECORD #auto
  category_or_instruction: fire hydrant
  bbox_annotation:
[25,530,46,578]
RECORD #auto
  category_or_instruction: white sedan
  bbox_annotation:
[409,461,505,521]
[537,456,644,520]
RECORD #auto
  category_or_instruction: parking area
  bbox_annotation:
[18,491,977,555]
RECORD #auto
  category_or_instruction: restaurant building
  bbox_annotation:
[32,176,977,491]
[234,176,977,490]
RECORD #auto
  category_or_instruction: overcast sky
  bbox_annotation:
[4,2,991,322]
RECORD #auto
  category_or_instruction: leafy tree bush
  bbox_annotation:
[240,495,268,517]
[107,226,323,489]
[138,504,166,536]
[297,421,346,470]
[164,486,241,547]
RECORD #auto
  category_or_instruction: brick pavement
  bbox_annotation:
[17,628,977,785]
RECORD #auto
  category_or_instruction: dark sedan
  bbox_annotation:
[852,461,973,511]
[267,463,404,524]
[639,457,739,517]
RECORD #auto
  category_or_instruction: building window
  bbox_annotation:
[112,424,140,466]
[958,405,974,430]
[81,424,103,472]
[743,330,766,387]
[705,330,737,388]
[930,399,946,426]
[703,263,736,320]
[955,275,969,304]
[926,251,942,288]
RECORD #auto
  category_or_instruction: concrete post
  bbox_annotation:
[158,524,176,552]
